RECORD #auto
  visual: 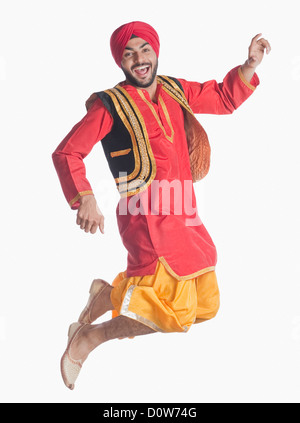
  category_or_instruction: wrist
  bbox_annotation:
[242,59,257,71]
[69,190,94,209]
[239,61,257,86]
[79,194,95,203]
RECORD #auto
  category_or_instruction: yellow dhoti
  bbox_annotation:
[110,261,220,333]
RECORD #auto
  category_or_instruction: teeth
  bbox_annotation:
[134,66,149,72]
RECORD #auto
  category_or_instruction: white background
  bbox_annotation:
[1,0,300,403]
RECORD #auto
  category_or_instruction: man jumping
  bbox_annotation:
[52,21,271,390]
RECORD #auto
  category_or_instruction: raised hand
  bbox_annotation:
[246,33,271,69]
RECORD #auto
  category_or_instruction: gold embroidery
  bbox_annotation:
[158,96,175,142]
[109,86,157,197]
[137,90,174,143]
[158,75,185,96]
[238,66,256,91]
[158,256,215,281]
[157,76,194,115]
[69,190,93,207]
[110,148,132,158]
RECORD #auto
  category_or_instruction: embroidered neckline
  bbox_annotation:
[137,89,174,143]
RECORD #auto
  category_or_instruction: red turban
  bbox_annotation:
[110,21,160,67]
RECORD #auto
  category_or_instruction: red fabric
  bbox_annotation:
[52,99,113,209]
[110,21,160,67]
[52,66,259,277]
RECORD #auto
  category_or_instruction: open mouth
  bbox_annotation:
[133,65,151,77]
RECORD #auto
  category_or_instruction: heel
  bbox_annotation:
[89,279,101,295]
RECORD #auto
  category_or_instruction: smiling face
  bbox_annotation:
[120,36,158,88]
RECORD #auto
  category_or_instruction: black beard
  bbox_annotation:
[121,60,158,88]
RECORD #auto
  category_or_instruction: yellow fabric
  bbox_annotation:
[110,261,220,333]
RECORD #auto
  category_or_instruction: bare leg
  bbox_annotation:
[70,316,156,362]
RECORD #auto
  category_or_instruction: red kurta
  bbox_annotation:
[53,65,259,279]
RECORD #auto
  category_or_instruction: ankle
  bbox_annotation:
[104,285,114,311]
[87,324,107,349]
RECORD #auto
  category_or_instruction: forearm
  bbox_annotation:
[240,60,257,83]
[52,149,94,209]
[52,97,113,209]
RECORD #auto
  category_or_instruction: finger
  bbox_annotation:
[90,223,98,234]
[84,220,93,233]
[80,219,87,230]
[252,33,262,43]
[258,38,271,53]
[76,213,82,225]
[99,217,105,234]
[257,38,268,48]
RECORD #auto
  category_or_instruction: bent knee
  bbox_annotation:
[195,295,220,323]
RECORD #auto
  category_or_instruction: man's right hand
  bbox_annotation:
[76,195,105,234]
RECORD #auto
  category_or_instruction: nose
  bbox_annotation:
[134,50,146,64]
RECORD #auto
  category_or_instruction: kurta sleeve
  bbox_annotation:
[52,97,113,210]
[178,65,260,115]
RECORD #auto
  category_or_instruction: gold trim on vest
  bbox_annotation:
[110,148,132,158]
[104,87,157,197]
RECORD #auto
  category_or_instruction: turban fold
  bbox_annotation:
[110,21,160,67]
